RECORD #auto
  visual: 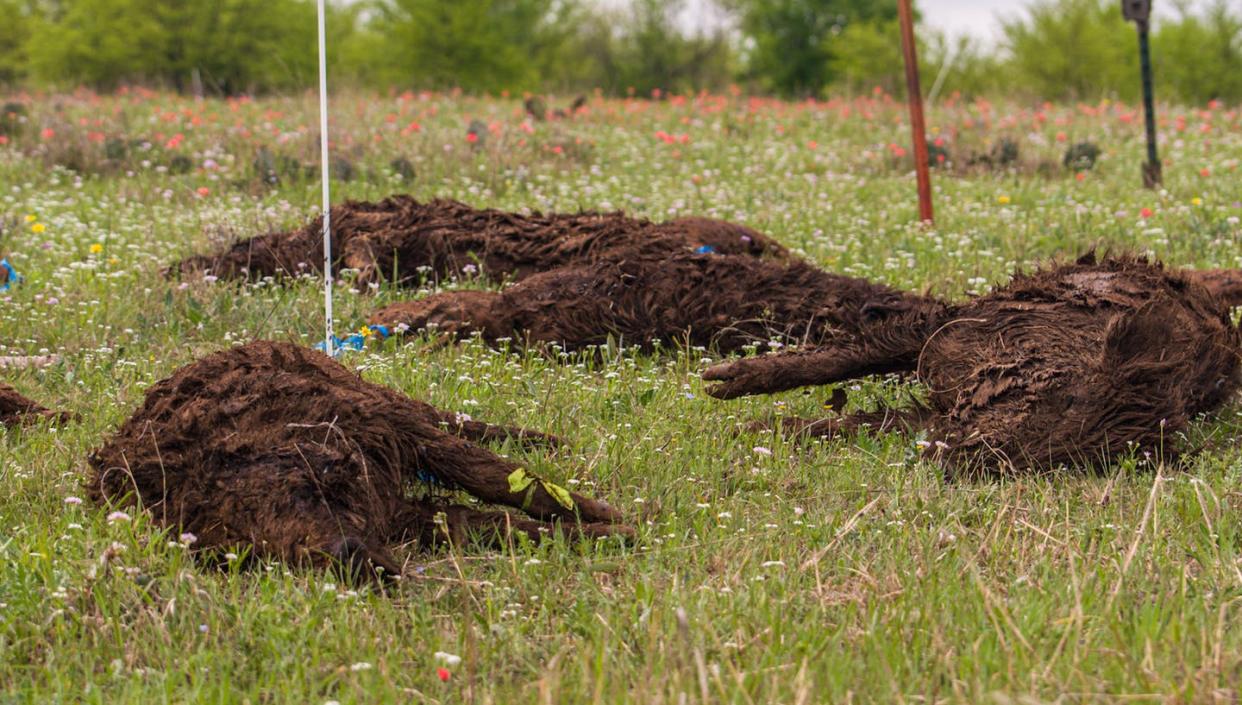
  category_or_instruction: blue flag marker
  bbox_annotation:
[313,325,392,357]
[0,259,22,291]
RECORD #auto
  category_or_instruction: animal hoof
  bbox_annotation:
[701,360,758,399]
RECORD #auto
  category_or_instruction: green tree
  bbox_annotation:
[0,0,35,85]
[23,0,166,89]
[726,0,897,97]
[1000,0,1135,101]
[831,21,1002,99]
[1154,0,1242,104]
[369,0,576,93]
[148,0,321,94]
[564,0,733,95]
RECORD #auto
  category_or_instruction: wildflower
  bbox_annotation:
[434,652,462,667]
[23,215,36,223]
[437,668,451,682]
[1200,168,1211,178]
[179,532,198,545]
[107,511,131,523]
[466,132,479,144]
[997,195,1011,205]
[1140,207,1154,218]
[31,223,45,234]
[40,128,54,140]
[196,187,210,198]
[90,243,103,254]
[63,496,83,505]
[349,662,372,672]
[1192,197,1203,206]
[752,446,772,456]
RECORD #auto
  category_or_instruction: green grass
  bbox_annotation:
[0,90,1240,703]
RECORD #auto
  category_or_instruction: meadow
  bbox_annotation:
[0,88,1240,702]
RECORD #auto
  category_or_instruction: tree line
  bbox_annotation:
[1,0,1239,104]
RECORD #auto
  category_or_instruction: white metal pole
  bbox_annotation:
[316,0,334,355]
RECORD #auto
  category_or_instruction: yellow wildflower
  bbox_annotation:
[31,223,45,233]
[89,243,103,254]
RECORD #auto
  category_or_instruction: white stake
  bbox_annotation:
[316,0,334,355]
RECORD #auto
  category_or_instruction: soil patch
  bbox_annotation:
[170,196,787,287]
[86,341,632,581]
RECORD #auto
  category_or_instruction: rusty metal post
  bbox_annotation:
[898,0,934,223]
[1122,0,1162,187]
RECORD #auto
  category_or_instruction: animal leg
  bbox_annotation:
[414,429,627,527]
[426,405,563,449]
[368,290,506,340]
[703,344,917,399]
[393,503,633,548]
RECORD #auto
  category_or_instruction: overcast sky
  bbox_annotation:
[605,0,1223,45]
[922,0,1216,43]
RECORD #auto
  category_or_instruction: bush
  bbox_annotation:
[365,0,576,94]
[1154,0,1242,104]
[561,0,734,96]
[1000,0,1136,101]
[727,0,897,97]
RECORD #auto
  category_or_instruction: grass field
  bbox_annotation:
[1,90,1241,703]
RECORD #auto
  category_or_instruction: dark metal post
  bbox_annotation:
[1123,0,1161,187]
[897,0,933,223]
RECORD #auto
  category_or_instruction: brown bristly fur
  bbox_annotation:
[86,341,632,582]
[0,382,67,427]
[370,251,942,355]
[170,196,787,288]
[705,254,1242,475]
